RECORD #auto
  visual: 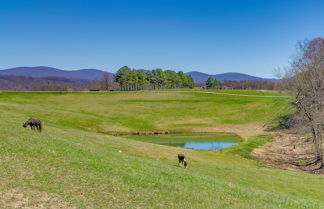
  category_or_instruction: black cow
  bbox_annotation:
[23,118,42,132]
[178,153,187,168]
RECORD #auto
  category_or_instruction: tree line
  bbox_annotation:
[0,74,94,91]
[223,80,280,90]
[114,66,194,90]
[0,67,282,91]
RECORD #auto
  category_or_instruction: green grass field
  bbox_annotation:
[0,90,290,135]
[1,90,323,208]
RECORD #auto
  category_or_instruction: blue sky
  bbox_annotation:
[0,0,323,77]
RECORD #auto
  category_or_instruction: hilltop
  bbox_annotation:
[0,66,113,80]
[186,71,278,83]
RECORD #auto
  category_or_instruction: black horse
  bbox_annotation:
[178,153,187,168]
[23,118,42,132]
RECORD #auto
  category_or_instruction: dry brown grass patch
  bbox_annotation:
[0,189,76,209]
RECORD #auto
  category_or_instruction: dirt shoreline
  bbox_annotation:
[252,133,324,174]
[108,124,263,139]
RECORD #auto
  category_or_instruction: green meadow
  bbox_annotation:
[1,90,323,209]
[0,90,289,134]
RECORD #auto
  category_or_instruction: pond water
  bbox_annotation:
[124,133,241,150]
[178,142,238,150]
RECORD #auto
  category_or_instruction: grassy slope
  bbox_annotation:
[0,91,289,134]
[1,91,323,208]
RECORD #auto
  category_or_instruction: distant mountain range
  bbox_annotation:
[0,66,112,80]
[186,71,278,83]
[0,66,277,83]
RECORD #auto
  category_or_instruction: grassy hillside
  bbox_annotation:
[2,90,323,208]
[0,90,289,135]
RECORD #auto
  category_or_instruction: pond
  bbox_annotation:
[124,133,241,150]
[180,142,238,150]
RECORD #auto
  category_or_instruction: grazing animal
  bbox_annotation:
[23,118,42,132]
[178,153,187,168]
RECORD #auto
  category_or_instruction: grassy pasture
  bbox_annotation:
[1,90,324,208]
[0,90,290,135]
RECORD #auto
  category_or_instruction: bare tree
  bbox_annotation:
[285,38,324,169]
[100,72,111,91]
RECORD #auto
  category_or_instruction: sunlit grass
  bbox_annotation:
[0,90,290,134]
[1,90,322,208]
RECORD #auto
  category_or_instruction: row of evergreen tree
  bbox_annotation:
[205,77,222,89]
[114,66,194,90]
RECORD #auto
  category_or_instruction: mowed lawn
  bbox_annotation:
[2,90,324,208]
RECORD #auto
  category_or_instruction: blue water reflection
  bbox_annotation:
[180,142,237,150]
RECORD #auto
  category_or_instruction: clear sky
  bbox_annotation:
[0,0,323,77]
